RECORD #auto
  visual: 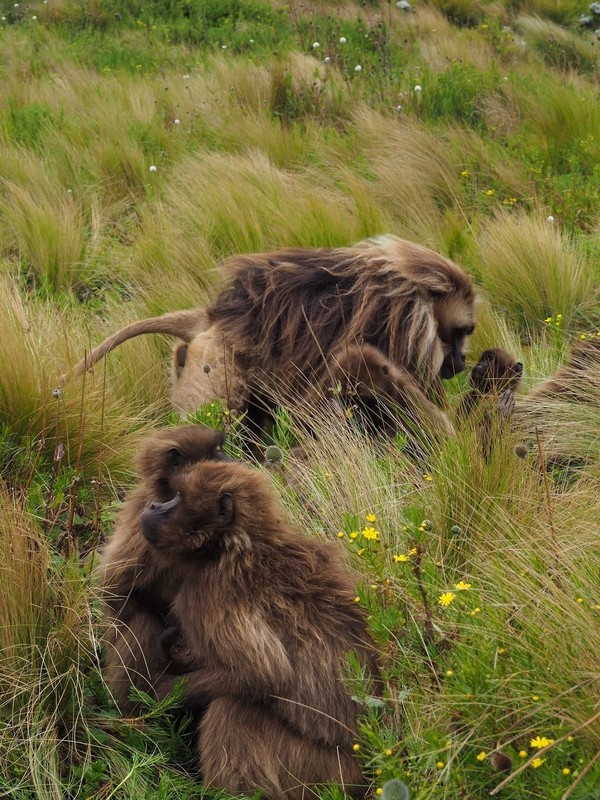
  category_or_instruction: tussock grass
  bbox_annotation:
[477,209,599,330]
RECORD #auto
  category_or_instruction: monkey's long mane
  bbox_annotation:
[208,237,474,397]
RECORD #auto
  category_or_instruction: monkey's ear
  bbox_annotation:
[218,493,234,523]
[165,447,182,467]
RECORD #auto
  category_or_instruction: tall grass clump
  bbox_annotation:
[477,210,599,330]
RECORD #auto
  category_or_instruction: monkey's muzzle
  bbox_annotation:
[141,493,181,542]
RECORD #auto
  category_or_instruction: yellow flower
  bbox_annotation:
[423,473,433,482]
[531,757,545,769]
[498,647,506,654]
[578,334,586,340]
[544,316,553,323]
[349,531,358,540]
[469,607,481,616]
[376,789,383,796]
[345,407,354,418]
[445,670,454,676]
[454,580,472,591]
[357,548,365,556]
[460,169,470,177]
[576,597,583,603]
[362,526,380,541]
[476,751,486,761]
[485,188,495,196]
[562,767,571,775]
[531,695,540,701]
[394,554,409,563]
[438,592,455,607]
[567,736,574,742]
[353,596,361,603]
[375,768,383,776]
[407,547,417,556]
[366,513,377,522]
[530,736,553,749]
[519,750,527,758]
[384,749,393,756]
[436,761,444,769]
[352,743,360,752]
[337,531,345,538]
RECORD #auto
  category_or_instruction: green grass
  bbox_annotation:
[1,0,600,798]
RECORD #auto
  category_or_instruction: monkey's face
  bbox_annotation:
[434,296,476,380]
[140,461,259,561]
[470,349,523,393]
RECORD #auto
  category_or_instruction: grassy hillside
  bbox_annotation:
[0,1,599,798]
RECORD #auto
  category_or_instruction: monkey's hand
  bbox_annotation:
[497,389,516,419]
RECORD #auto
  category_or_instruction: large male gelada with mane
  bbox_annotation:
[70,237,476,435]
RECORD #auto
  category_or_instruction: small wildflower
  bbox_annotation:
[485,188,495,196]
[174,118,181,125]
[530,736,553,749]
[384,749,393,756]
[312,42,320,49]
[476,751,487,761]
[519,750,527,758]
[366,513,377,523]
[439,592,455,608]
[362,526,380,541]
[375,768,383,776]
[349,531,358,540]
[324,57,331,64]
[562,767,571,775]
[339,36,347,43]
[393,554,409,563]
[376,789,383,796]
[576,597,584,603]
[355,64,362,72]
[352,743,360,752]
[337,531,345,538]
[531,757,545,769]
[547,215,555,222]
[149,165,158,172]
[460,170,470,177]
[436,761,444,769]
[498,647,506,654]
[422,473,433,482]
[531,695,540,701]
[353,596,361,603]
[357,548,365,556]
[407,547,417,556]
[396,0,412,8]
[454,580,472,591]
[469,607,481,616]
[567,736,574,742]
[414,84,422,92]
[445,669,454,676]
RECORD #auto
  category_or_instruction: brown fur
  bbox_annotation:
[458,348,523,420]
[323,343,456,439]
[521,338,600,404]
[141,460,381,800]
[205,237,475,433]
[97,425,230,712]
[66,237,476,440]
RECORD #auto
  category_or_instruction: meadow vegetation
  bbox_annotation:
[0,0,599,797]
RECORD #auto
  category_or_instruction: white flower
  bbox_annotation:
[414,84,422,92]
[340,36,347,43]
[221,44,227,49]
[547,215,555,222]
[397,104,403,111]
[249,38,254,43]
[183,74,190,80]
[174,118,181,125]
[14,3,19,7]
[31,14,37,19]
[149,165,158,173]
[312,41,320,49]
[355,64,362,72]
[397,0,412,8]
[324,56,331,63]
[66,188,72,194]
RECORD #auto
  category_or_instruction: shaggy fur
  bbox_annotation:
[458,348,523,420]
[97,425,230,712]
[65,237,476,440]
[141,459,381,800]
